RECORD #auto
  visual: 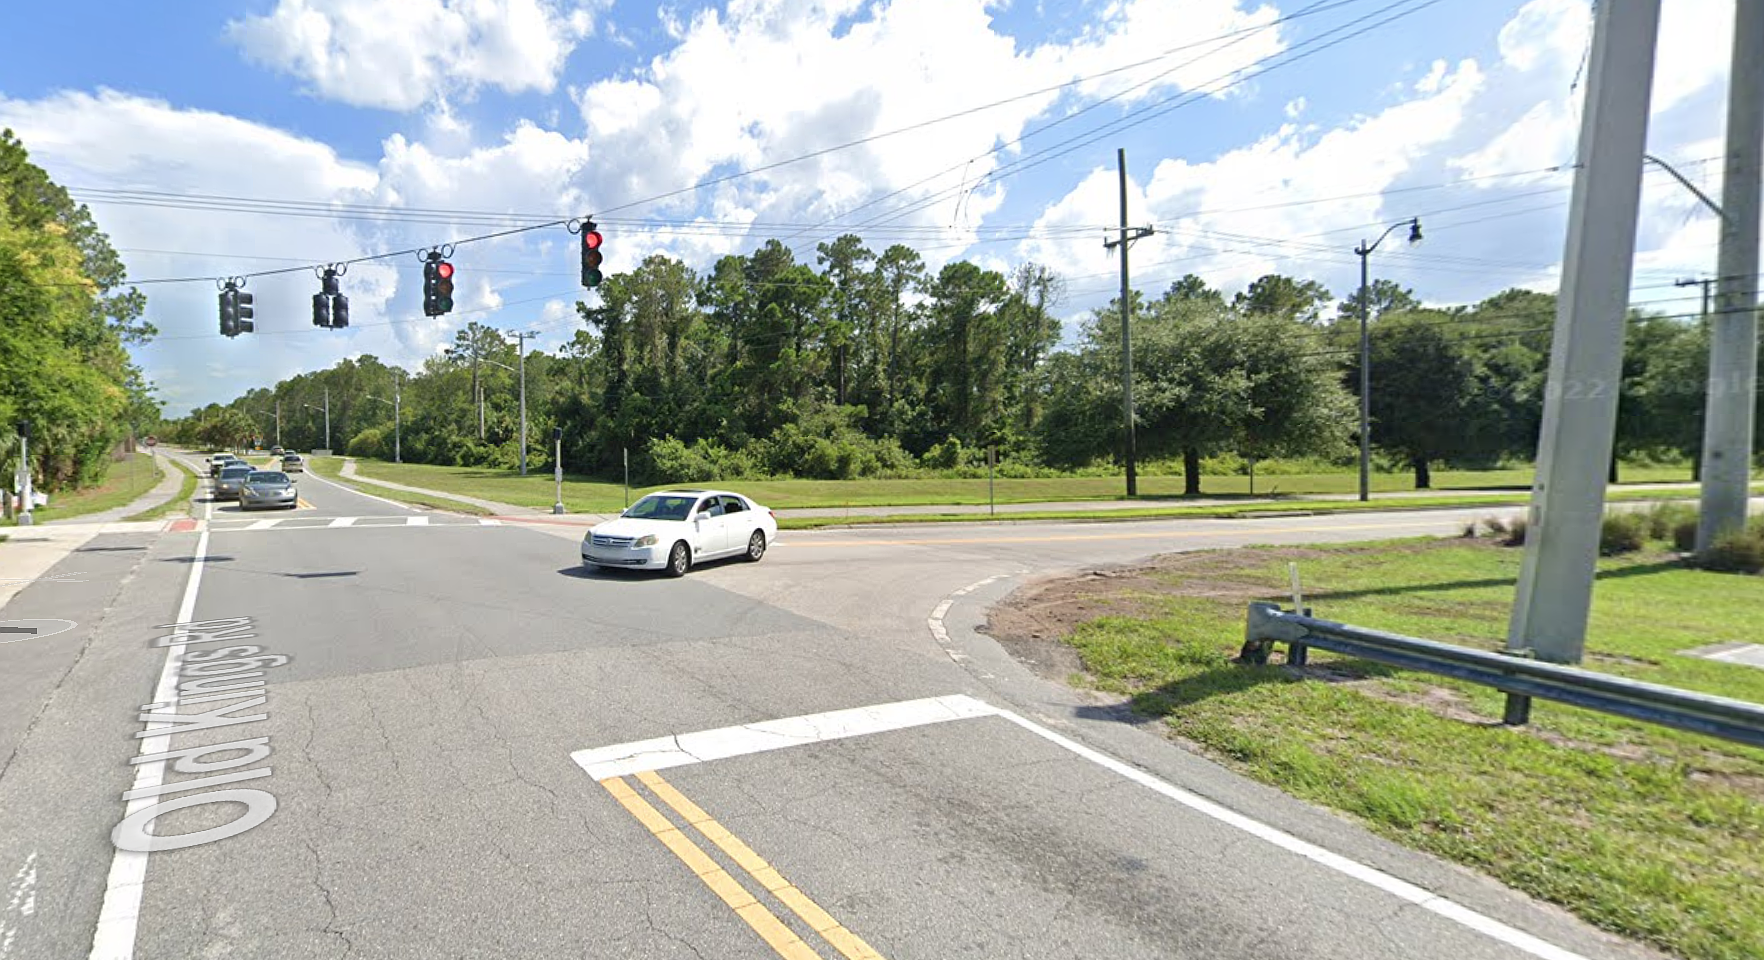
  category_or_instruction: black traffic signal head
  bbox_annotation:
[218,289,235,337]
[312,291,332,327]
[333,294,350,328]
[422,253,456,316]
[581,222,603,289]
[321,268,341,297]
[236,291,254,336]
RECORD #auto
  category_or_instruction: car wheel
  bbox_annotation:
[745,530,767,562]
[666,541,691,578]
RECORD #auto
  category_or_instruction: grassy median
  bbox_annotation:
[124,456,199,521]
[996,538,1763,960]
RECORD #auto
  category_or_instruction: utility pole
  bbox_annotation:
[1353,218,1423,502]
[1697,0,1764,555]
[473,348,484,441]
[16,420,32,526]
[1676,276,1716,326]
[393,372,402,464]
[513,331,537,476]
[274,399,281,448]
[323,386,331,452]
[1102,147,1154,498]
[1508,0,1660,677]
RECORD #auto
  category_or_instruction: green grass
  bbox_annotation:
[341,458,1708,516]
[0,452,164,526]
[306,458,494,516]
[124,457,199,522]
[1050,538,1764,960]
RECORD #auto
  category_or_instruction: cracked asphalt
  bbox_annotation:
[0,467,1669,960]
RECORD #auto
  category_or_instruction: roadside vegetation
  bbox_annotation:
[124,456,198,522]
[2,451,161,526]
[991,515,1764,960]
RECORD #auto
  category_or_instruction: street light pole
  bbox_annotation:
[324,386,331,452]
[394,372,402,464]
[1352,217,1422,502]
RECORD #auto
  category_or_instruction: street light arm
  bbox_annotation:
[1357,217,1422,257]
[1643,154,1729,223]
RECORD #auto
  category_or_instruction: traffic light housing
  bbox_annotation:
[581,222,603,289]
[314,268,347,328]
[219,283,254,338]
[423,253,455,316]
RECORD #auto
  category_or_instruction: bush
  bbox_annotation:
[1672,519,1699,554]
[1502,517,1527,546]
[1699,528,1764,574]
[1482,515,1526,546]
[1642,502,1697,542]
[1599,513,1648,555]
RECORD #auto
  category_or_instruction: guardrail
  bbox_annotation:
[1242,602,1764,748]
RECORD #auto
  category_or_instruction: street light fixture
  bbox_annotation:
[449,333,539,476]
[1353,217,1422,502]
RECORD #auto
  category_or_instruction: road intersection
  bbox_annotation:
[0,454,1659,960]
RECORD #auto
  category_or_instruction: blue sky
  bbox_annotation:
[0,0,1739,413]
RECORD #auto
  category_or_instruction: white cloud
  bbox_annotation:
[227,0,606,111]
[571,0,1288,270]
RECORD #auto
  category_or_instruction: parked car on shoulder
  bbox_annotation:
[281,453,304,472]
[240,470,297,511]
[582,489,777,577]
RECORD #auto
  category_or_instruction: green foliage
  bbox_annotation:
[1699,524,1764,575]
[1599,512,1648,555]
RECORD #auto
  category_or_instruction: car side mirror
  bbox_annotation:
[695,511,711,522]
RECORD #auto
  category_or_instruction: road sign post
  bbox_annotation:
[552,427,565,515]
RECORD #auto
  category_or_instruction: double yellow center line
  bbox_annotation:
[601,771,887,960]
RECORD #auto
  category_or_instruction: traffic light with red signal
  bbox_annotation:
[424,252,456,316]
[580,221,603,289]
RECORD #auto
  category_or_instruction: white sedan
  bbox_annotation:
[582,489,778,576]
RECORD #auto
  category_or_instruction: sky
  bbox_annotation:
[0,0,1744,415]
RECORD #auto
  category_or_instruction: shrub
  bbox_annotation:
[1501,517,1527,546]
[1642,502,1697,542]
[1699,528,1764,574]
[1599,512,1647,555]
[1480,516,1509,538]
[1672,519,1699,553]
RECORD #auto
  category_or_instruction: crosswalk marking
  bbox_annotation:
[407,516,429,526]
[328,517,356,528]
[207,514,499,533]
[246,519,281,531]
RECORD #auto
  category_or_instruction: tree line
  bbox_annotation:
[171,232,1728,492]
[0,130,158,496]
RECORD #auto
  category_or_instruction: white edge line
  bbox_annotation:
[89,530,209,960]
[570,694,999,780]
[990,709,1593,960]
[297,468,416,513]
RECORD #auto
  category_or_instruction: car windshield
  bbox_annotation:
[246,472,288,484]
[220,465,252,477]
[623,495,699,521]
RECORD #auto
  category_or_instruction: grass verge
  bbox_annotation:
[306,458,494,516]
[1024,538,1763,960]
[342,459,1706,514]
[124,457,198,522]
[1,452,163,525]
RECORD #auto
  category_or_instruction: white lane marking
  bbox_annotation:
[571,694,999,780]
[927,574,1014,666]
[571,692,1592,960]
[405,516,429,527]
[992,710,1593,960]
[90,530,210,960]
[0,851,39,960]
[478,518,502,526]
[327,517,356,528]
[297,468,416,513]
[245,519,281,531]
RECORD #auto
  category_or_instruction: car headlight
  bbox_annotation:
[634,534,657,548]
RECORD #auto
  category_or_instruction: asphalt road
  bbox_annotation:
[0,457,1661,960]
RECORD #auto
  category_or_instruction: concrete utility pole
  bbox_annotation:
[274,399,282,447]
[1676,276,1716,326]
[393,373,401,464]
[513,331,537,476]
[474,348,484,441]
[1508,0,1661,677]
[324,387,331,452]
[1101,148,1154,497]
[1697,0,1764,554]
[16,420,32,526]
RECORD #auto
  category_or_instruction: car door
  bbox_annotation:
[720,495,756,550]
[694,496,733,556]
